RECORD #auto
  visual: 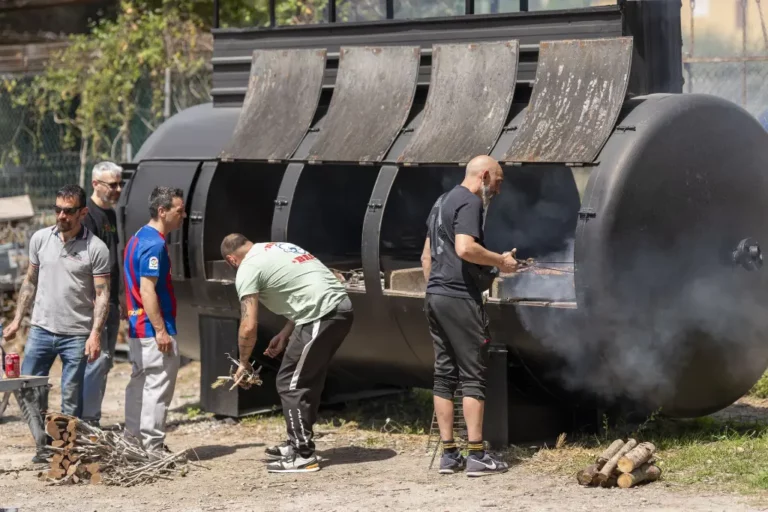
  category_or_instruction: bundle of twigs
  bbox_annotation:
[40,414,190,487]
[576,438,661,489]
[211,353,263,390]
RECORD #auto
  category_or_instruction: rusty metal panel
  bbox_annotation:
[502,37,632,164]
[397,41,519,165]
[220,48,326,161]
[307,46,420,164]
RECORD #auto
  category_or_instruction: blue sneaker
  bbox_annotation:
[465,452,509,477]
[439,450,466,474]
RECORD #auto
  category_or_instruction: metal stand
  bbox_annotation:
[0,376,51,452]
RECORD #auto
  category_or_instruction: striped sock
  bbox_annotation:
[468,441,485,458]
[442,439,458,453]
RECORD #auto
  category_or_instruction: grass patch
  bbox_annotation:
[316,388,433,436]
[749,369,768,398]
[528,414,768,495]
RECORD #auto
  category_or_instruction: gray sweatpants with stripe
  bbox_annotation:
[124,336,180,451]
[276,297,353,457]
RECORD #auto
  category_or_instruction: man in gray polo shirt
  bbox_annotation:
[2,185,111,454]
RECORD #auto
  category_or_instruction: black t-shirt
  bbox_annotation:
[83,197,120,304]
[425,185,486,302]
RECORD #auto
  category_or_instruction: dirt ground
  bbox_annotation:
[1,361,766,512]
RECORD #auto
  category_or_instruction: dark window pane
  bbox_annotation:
[393,0,464,19]
[337,0,387,21]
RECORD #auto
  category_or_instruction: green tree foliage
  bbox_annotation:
[3,0,210,178]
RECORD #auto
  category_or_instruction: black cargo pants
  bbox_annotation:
[425,293,491,401]
[275,297,354,457]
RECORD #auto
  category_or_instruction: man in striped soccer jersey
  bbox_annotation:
[123,186,186,456]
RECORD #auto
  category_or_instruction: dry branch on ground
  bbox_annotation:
[39,414,191,486]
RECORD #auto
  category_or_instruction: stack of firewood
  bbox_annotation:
[40,414,190,486]
[576,438,661,489]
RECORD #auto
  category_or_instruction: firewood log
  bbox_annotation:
[61,432,69,442]
[596,439,625,467]
[47,469,65,479]
[618,442,656,473]
[577,464,601,486]
[617,463,661,488]
[52,440,65,448]
[597,439,637,483]
[599,475,618,488]
[90,472,103,484]
[61,459,70,470]
[45,421,61,441]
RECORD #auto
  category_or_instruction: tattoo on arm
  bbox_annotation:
[14,265,39,322]
[92,277,111,335]
[238,295,258,362]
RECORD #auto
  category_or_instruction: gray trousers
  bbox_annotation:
[124,335,180,451]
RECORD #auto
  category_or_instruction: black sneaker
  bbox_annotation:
[266,452,320,473]
[265,441,294,461]
[465,452,509,477]
[438,450,466,474]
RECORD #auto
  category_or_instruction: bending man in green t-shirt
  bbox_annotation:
[220,233,353,473]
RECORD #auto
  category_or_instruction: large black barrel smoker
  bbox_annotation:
[119,2,768,445]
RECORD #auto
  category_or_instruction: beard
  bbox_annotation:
[100,189,119,207]
[57,219,74,232]
[481,184,495,209]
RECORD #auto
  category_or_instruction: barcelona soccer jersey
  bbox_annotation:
[123,225,177,338]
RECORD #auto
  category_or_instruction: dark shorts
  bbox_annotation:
[424,293,490,401]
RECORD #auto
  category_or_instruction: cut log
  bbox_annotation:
[597,438,637,483]
[72,474,79,484]
[577,464,601,486]
[52,440,65,448]
[596,439,625,467]
[86,463,100,474]
[47,468,65,479]
[45,421,61,440]
[66,463,77,476]
[51,454,64,465]
[61,432,69,442]
[618,442,656,473]
[599,475,618,488]
[66,420,76,434]
[68,454,80,463]
[61,459,71,470]
[90,472,103,484]
[617,463,661,488]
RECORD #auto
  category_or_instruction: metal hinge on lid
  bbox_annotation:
[274,198,289,209]
[367,201,383,211]
[578,207,597,219]
[189,211,203,223]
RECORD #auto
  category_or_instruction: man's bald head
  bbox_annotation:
[461,155,504,204]
[465,155,502,179]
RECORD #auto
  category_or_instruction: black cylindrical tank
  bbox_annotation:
[125,93,768,420]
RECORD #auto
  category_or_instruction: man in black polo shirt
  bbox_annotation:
[82,161,125,427]
[421,155,518,477]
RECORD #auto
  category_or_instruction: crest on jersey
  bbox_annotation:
[148,256,159,270]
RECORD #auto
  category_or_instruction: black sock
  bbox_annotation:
[442,439,458,454]
[468,440,485,458]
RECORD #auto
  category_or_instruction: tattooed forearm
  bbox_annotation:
[238,294,258,363]
[13,265,39,322]
[91,279,111,335]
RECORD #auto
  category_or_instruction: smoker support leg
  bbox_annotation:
[483,344,508,449]
[14,386,48,454]
[0,391,11,419]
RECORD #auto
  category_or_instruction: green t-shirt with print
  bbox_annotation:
[235,242,348,326]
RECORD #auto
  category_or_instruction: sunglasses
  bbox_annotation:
[97,180,124,190]
[54,205,82,215]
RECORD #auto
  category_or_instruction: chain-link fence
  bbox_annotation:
[682,0,768,124]
[0,67,211,209]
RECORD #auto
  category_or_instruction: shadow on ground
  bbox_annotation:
[316,446,397,466]
[187,442,265,461]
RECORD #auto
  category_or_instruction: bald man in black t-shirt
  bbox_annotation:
[421,155,518,477]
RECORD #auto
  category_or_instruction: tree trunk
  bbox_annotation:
[78,136,89,188]
[598,438,637,483]
[617,463,661,488]
[618,442,656,473]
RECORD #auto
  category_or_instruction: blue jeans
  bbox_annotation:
[21,325,88,417]
[82,305,120,423]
